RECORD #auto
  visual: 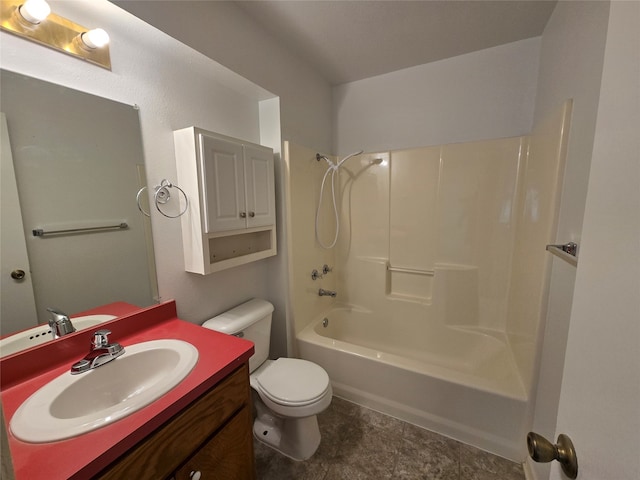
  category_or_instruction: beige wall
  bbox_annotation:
[507,101,573,393]
[284,142,337,342]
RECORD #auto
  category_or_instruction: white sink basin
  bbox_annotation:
[0,314,117,358]
[10,339,199,443]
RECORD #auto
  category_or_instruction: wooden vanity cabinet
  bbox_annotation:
[172,407,254,479]
[96,365,255,480]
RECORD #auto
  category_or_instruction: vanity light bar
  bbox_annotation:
[0,0,111,70]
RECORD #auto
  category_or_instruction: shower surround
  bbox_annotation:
[285,101,571,461]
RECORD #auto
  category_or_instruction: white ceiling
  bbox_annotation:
[116,0,557,86]
[234,0,557,84]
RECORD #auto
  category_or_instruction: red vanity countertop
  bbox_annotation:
[0,301,254,480]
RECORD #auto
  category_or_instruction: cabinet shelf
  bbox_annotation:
[208,227,276,272]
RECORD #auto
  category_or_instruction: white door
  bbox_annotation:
[550,4,639,479]
[0,113,38,336]
[199,133,246,233]
[244,143,275,229]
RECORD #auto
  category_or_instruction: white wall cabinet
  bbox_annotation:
[174,127,277,274]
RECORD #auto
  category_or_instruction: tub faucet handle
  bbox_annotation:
[322,264,333,275]
[318,288,337,297]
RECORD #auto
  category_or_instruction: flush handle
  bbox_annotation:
[527,432,578,479]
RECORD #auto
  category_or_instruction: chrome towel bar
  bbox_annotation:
[33,222,128,237]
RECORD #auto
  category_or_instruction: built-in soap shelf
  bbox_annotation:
[546,242,578,267]
[386,262,434,303]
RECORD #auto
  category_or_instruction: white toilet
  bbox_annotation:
[202,298,332,461]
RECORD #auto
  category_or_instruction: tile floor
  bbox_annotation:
[254,396,525,480]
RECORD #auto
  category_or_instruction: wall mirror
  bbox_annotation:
[0,69,159,338]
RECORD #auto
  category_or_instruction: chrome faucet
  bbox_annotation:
[71,329,124,374]
[47,308,76,339]
[318,288,337,298]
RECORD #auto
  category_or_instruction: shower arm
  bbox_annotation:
[315,151,364,170]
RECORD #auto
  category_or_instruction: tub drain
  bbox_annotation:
[322,318,329,328]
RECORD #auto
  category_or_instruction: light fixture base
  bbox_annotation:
[0,0,111,70]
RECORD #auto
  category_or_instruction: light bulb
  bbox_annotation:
[80,28,109,49]
[18,0,51,24]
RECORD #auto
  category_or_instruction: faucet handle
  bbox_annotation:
[93,329,111,348]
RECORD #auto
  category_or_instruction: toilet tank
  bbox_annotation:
[202,298,274,373]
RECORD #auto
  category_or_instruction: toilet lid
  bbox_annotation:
[255,358,330,407]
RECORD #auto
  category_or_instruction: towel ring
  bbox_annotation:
[136,180,188,218]
[136,186,151,217]
[154,179,188,218]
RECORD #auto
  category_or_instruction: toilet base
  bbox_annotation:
[253,412,321,461]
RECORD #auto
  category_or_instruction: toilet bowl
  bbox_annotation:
[202,298,332,460]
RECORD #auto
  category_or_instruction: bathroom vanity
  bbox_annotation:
[98,366,254,479]
[0,301,255,480]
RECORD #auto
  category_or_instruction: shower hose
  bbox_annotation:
[315,150,363,249]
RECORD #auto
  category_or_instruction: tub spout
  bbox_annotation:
[318,288,337,298]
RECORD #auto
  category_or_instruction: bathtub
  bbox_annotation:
[297,307,529,461]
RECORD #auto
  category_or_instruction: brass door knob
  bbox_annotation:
[527,432,578,479]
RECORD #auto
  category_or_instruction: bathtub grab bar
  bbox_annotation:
[387,265,435,276]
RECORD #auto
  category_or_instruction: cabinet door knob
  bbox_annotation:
[189,471,202,480]
[249,211,255,218]
[239,211,247,218]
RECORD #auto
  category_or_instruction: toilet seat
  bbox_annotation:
[251,358,332,418]
[255,358,330,406]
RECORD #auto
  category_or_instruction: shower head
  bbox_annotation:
[372,158,383,165]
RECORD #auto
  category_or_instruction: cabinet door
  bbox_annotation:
[199,134,246,233]
[244,144,276,229]
[173,407,255,480]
